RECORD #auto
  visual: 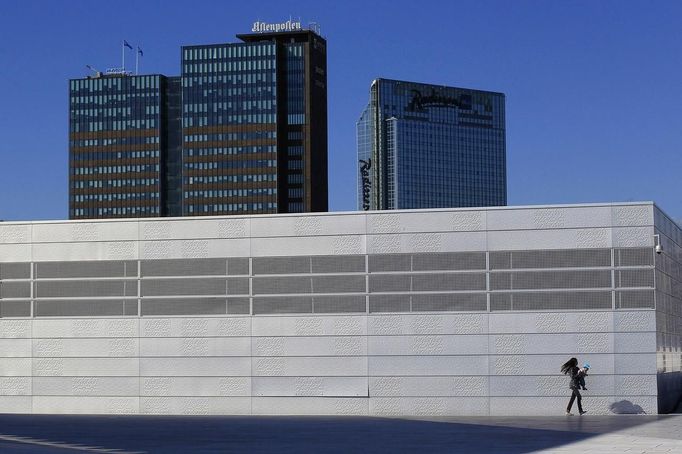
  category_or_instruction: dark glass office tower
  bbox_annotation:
[69,26,327,219]
[357,79,506,211]
[69,75,166,219]
[182,29,327,215]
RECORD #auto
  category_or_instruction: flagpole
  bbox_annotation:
[136,48,139,75]
[122,40,125,71]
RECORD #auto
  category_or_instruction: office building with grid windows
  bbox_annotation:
[69,75,169,219]
[69,25,327,219]
[357,79,506,211]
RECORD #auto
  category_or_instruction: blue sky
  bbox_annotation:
[0,0,680,221]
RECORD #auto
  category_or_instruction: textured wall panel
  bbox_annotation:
[491,354,615,376]
[451,211,486,231]
[104,242,138,260]
[33,319,138,338]
[0,224,31,244]
[140,337,251,357]
[613,205,653,227]
[490,375,616,397]
[33,396,139,414]
[612,227,653,248]
[487,207,615,230]
[0,358,32,376]
[614,375,657,396]
[32,377,139,396]
[614,311,656,332]
[371,211,487,234]
[614,332,656,353]
[0,396,32,413]
[368,335,487,356]
[614,353,658,374]
[0,244,32,262]
[487,229,612,251]
[489,312,614,334]
[141,397,251,415]
[368,314,488,336]
[141,218,247,240]
[251,214,365,238]
[140,239,250,260]
[32,221,138,243]
[218,219,250,239]
[140,358,251,376]
[33,338,137,357]
[252,397,369,415]
[252,336,366,357]
[252,377,368,397]
[33,242,141,262]
[251,316,366,337]
[370,397,489,416]
[367,232,487,254]
[369,376,488,397]
[488,333,616,355]
[0,320,31,338]
[251,236,364,257]
[369,356,488,376]
[0,377,31,395]
[253,357,367,376]
[141,317,250,338]
[0,339,31,357]
[141,377,251,397]
[33,358,139,376]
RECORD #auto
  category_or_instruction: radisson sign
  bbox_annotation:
[359,159,372,211]
[252,20,303,33]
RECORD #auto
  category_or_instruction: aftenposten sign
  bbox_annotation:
[252,20,302,33]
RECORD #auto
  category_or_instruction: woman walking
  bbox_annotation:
[561,357,587,415]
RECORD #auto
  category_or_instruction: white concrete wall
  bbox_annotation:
[0,202,666,415]
[0,310,658,415]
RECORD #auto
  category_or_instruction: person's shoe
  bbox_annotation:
[565,411,573,415]
[579,410,587,415]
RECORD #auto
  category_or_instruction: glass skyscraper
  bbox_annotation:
[357,79,506,210]
[69,26,327,219]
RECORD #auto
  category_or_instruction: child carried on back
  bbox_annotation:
[577,363,590,390]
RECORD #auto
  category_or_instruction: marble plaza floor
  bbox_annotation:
[0,414,681,453]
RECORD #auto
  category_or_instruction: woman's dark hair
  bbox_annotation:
[561,357,578,375]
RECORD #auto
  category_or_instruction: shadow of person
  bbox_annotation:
[609,400,646,414]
